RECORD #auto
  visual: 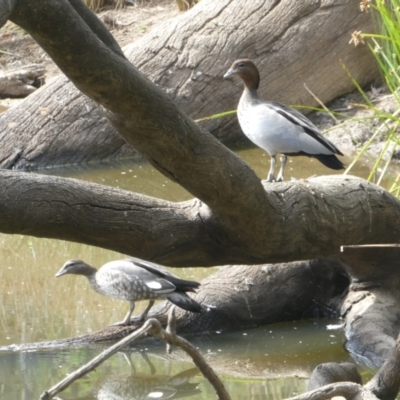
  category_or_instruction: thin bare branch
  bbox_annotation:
[149,308,231,400]
[40,310,231,400]
[39,322,150,400]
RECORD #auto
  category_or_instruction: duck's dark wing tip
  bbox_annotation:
[312,154,345,170]
[165,275,200,292]
[167,292,203,313]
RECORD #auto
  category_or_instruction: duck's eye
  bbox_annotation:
[238,63,245,68]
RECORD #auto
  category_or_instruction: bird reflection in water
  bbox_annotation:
[60,351,201,400]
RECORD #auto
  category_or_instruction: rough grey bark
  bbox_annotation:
[366,330,400,400]
[0,0,378,169]
[1,172,400,266]
[152,258,349,334]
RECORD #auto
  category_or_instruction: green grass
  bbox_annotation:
[346,0,400,193]
[195,110,237,123]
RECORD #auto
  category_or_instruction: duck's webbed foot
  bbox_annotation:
[111,314,146,326]
[266,174,275,182]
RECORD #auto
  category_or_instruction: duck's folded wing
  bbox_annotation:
[267,101,343,155]
[124,257,174,278]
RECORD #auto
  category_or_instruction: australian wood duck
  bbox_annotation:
[224,59,344,182]
[56,257,202,326]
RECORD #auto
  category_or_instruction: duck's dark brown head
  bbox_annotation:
[55,259,97,277]
[223,59,260,91]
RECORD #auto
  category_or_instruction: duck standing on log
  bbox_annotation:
[224,59,344,182]
[56,257,202,326]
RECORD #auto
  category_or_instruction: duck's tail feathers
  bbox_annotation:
[313,154,345,170]
[167,292,203,313]
[167,276,200,292]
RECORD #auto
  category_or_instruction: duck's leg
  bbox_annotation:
[267,155,276,182]
[132,300,155,322]
[112,301,136,326]
[276,154,287,182]
[112,300,155,326]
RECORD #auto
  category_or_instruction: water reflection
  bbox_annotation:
[0,320,350,399]
[40,157,193,202]
[40,145,397,194]
[0,149,391,399]
[0,348,200,400]
[91,364,200,400]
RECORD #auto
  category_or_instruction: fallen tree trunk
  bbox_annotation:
[0,0,378,169]
[1,172,399,265]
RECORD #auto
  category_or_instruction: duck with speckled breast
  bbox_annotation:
[224,59,344,182]
[56,257,202,326]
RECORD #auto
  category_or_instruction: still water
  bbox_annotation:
[0,148,389,399]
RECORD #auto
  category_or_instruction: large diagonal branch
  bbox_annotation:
[8,0,262,205]
[5,0,400,265]
[9,0,270,253]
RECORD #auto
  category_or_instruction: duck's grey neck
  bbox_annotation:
[241,86,261,103]
[75,263,98,280]
[78,264,97,277]
[86,273,101,292]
